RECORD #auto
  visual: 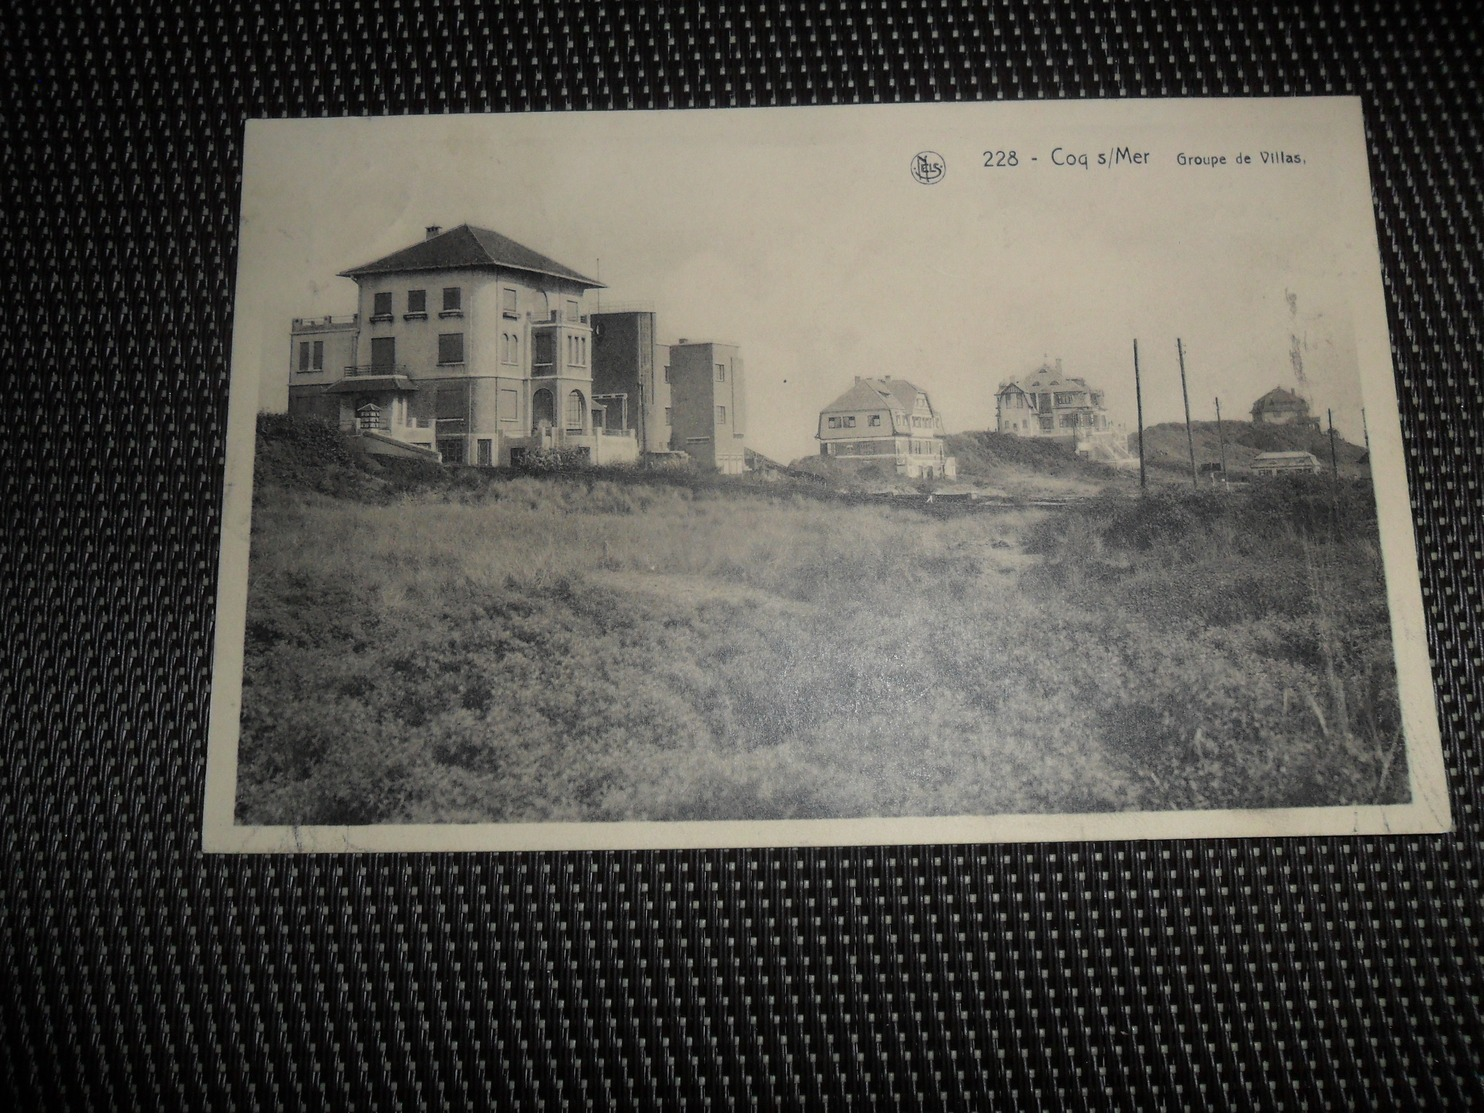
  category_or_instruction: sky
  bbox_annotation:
[235,100,1386,463]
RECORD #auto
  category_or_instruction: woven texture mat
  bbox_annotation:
[4,2,1481,1108]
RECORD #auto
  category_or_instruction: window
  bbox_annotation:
[716,405,727,424]
[297,340,322,372]
[437,439,465,464]
[435,387,467,427]
[499,387,519,424]
[532,330,554,374]
[565,389,585,431]
[438,332,465,365]
[827,416,841,429]
[501,332,519,365]
[406,289,427,317]
[565,298,579,321]
[476,439,493,467]
[1039,415,1054,431]
[663,366,671,383]
[372,292,393,321]
[441,287,462,316]
[716,363,726,382]
[868,414,881,427]
[844,416,856,428]
[370,336,395,370]
[664,407,672,425]
[502,287,518,317]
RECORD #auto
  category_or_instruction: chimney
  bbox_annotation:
[425,225,442,240]
[678,338,689,345]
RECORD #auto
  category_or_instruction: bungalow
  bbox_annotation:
[1251,450,1322,476]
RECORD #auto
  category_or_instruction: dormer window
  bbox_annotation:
[405,289,427,319]
[371,292,393,323]
[440,287,463,318]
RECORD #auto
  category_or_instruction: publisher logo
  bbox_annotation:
[911,151,946,185]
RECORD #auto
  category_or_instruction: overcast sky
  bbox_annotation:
[236,100,1384,463]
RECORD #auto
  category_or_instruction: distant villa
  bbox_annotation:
[1250,387,1320,429]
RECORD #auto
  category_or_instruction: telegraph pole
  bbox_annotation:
[1215,396,1228,485]
[1328,408,1339,479]
[1133,339,1146,491]
[1176,338,1198,489]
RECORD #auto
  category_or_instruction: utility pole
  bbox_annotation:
[1133,339,1146,491]
[1328,408,1339,479]
[1215,396,1228,486]
[1176,338,1198,489]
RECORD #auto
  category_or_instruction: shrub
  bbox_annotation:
[514,447,593,475]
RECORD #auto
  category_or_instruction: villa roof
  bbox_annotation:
[820,377,932,414]
[340,223,603,287]
[1253,387,1308,408]
[1252,451,1319,462]
[999,366,1097,395]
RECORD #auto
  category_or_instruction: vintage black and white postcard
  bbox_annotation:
[204,98,1449,851]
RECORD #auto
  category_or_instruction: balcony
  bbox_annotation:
[343,363,414,377]
[292,314,358,330]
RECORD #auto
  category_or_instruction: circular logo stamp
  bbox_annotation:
[910,151,946,185]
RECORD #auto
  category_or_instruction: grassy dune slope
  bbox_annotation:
[235,418,1407,825]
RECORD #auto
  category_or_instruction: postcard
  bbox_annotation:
[204,97,1449,851]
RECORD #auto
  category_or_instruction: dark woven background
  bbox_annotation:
[4,1,1481,1108]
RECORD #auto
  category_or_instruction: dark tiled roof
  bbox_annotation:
[339,223,603,287]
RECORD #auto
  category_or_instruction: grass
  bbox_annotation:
[234,418,1408,825]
